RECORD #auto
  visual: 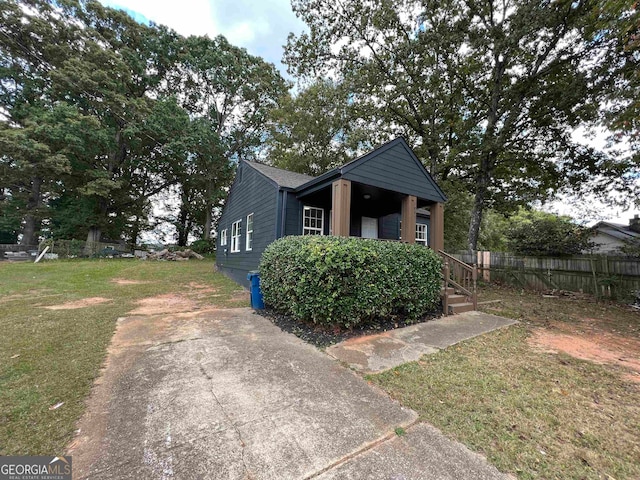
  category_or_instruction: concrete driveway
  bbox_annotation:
[68,306,510,480]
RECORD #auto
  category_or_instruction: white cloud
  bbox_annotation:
[101,0,218,37]
[225,19,270,46]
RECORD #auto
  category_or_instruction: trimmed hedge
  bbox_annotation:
[259,236,442,328]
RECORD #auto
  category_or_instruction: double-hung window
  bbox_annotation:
[220,229,227,246]
[231,220,241,253]
[416,223,428,246]
[246,213,254,251]
[303,207,324,235]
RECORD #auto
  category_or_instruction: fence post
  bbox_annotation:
[483,251,491,282]
[590,258,599,298]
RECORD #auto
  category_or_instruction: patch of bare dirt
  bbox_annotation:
[0,290,57,303]
[44,297,111,310]
[111,278,149,285]
[1,293,33,303]
[128,294,200,316]
[187,282,218,294]
[529,328,640,380]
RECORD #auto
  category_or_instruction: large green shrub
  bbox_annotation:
[259,236,442,328]
[190,238,216,255]
[505,209,594,256]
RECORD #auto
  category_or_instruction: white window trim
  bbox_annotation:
[303,206,324,235]
[416,223,428,246]
[231,220,241,253]
[245,213,254,251]
[220,228,227,246]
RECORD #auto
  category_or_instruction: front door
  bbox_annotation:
[361,217,378,239]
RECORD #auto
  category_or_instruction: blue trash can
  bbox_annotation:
[247,271,265,309]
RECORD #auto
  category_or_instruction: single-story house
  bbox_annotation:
[588,216,640,254]
[216,137,447,287]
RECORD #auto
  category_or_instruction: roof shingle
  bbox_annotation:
[245,162,315,189]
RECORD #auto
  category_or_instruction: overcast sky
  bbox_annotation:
[98,0,638,226]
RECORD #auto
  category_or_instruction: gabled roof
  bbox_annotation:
[295,137,447,203]
[592,221,640,242]
[245,137,447,203]
[244,161,315,189]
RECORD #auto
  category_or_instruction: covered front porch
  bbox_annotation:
[296,179,444,252]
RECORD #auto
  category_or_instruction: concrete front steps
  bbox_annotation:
[441,287,475,315]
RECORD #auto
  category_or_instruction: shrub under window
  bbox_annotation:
[259,236,442,328]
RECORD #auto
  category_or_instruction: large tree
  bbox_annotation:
[170,35,288,239]
[599,0,639,206]
[0,0,214,246]
[266,79,368,175]
[168,117,233,246]
[285,0,637,250]
[0,0,85,244]
[1,0,288,247]
[49,1,188,246]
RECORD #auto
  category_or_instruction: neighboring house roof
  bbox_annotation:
[592,221,640,243]
[245,162,315,189]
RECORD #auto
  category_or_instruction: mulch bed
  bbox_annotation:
[259,308,442,349]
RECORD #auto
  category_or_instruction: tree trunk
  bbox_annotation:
[203,181,213,240]
[468,51,505,252]
[177,203,190,246]
[85,226,101,255]
[130,216,140,250]
[84,127,124,254]
[19,176,42,246]
[468,183,486,252]
[203,208,212,240]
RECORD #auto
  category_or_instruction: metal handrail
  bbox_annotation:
[438,250,478,311]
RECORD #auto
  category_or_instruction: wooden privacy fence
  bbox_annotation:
[452,251,640,298]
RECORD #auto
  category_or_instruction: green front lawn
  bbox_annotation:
[0,259,247,455]
[370,287,640,479]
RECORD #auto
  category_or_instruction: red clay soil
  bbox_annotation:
[127,294,200,316]
[529,324,640,382]
[43,297,112,310]
[110,278,149,285]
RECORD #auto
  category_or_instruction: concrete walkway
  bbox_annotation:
[69,307,511,480]
[327,311,517,373]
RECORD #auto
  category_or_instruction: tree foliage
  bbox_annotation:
[505,209,593,256]
[266,79,368,176]
[170,35,287,240]
[600,0,639,183]
[0,0,286,246]
[285,0,638,250]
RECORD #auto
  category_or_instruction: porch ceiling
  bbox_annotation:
[297,181,434,217]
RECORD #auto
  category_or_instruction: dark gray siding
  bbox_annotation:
[380,214,400,239]
[378,212,431,244]
[283,192,303,236]
[349,216,361,237]
[342,142,444,202]
[216,162,279,287]
[284,197,332,236]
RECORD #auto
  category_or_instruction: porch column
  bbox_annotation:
[331,179,351,237]
[430,202,444,252]
[401,195,417,244]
